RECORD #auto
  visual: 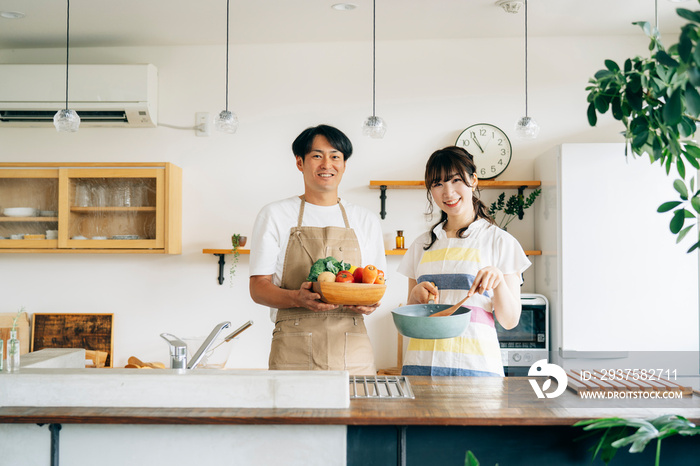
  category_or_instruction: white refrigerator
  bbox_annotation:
[534,143,699,374]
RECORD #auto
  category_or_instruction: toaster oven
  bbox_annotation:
[496,293,549,376]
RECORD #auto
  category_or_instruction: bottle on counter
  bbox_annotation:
[8,329,19,372]
[395,230,405,249]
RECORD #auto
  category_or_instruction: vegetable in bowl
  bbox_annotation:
[307,256,351,282]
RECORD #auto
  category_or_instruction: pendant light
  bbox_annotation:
[53,0,80,132]
[214,0,239,134]
[362,0,387,139]
[514,0,539,139]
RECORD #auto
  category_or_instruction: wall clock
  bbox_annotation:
[455,123,512,180]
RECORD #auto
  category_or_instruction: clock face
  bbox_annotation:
[455,124,512,180]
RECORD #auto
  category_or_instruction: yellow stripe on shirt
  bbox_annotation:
[407,335,500,359]
[419,247,481,264]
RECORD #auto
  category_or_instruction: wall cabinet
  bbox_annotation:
[0,163,181,254]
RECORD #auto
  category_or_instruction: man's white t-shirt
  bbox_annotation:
[250,196,387,322]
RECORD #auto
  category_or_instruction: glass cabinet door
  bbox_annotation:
[58,168,165,249]
[0,169,59,249]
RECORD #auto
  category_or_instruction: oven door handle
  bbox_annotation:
[559,349,629,359]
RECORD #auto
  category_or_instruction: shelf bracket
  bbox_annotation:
[214,253,226,285]
[379,185,387,219]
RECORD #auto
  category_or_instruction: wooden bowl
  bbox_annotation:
[312,282,386,306]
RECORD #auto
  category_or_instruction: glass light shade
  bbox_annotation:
[215,110,239,134]
[53,109,80,132]
[362,115,387,139]
[515,116,540,139]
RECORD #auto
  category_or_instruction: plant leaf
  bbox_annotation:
[685,83,700,117]
[671,209,686,233]
[658,201,682,212]
[587,102,598,126]
[662,87,683,125]
[689,67,700,87]
[656,50,680,68]
[674,179,689,199]
[677,157,686,179]
[465,451,480,466]
[594,95,610,113]
[677,8,700,24]
[605,59,620,72]
[677,224,695,243]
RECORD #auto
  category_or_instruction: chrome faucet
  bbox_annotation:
[160,333,188,370]
[160,321,231,370]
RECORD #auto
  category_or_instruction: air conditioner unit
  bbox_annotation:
[0,64,157,127]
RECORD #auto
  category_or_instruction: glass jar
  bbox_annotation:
[396,230,405,249]
[8,329,19,372]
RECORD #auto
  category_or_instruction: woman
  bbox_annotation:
[397,146,531,376]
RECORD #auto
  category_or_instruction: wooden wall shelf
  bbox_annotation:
[202,248,541,285]
[387,249,540,256]
[369,180,541,189]
[202,249,250,285]
[369,180,541,219]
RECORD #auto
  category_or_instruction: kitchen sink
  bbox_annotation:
[0,368,350,409]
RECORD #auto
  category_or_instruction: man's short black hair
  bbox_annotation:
[292,125,353,161]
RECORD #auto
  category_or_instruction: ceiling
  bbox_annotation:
[0,0,694,49]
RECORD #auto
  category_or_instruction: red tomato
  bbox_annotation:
[353,267,364,283]
[336,270,355,283]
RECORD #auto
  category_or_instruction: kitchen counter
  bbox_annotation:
[0,377,700,426]
[1,376,699,425]
[2,377,700,466]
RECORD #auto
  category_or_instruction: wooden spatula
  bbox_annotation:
[429,293,471,317]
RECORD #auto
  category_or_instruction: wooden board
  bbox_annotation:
[31,313,114,367]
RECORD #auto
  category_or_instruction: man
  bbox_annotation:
[249,124,386,375]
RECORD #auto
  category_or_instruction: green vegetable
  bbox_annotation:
[307,256,351,281]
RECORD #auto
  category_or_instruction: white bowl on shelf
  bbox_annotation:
[3,207,36,217]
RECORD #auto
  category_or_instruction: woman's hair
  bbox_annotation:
[423,145,495,250]
[292,124,353,161]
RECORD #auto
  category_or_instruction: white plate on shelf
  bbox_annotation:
[71,235,88,240]
[91,236,108,240]
[111,235,140,240]
[3,207,37,217]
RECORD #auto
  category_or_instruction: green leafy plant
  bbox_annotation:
[229,234,246,284]
[487,187,541,230]
[464,450,498,466]
[585,3,700,252]
[575,415,700,465]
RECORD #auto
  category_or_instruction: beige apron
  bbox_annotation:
[268,197,377,375]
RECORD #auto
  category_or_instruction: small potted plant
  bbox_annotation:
[229,234,247,282]
[487,187,541,230]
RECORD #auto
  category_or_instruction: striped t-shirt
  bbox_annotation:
[397,219,531,376]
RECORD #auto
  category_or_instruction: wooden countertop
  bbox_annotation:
[1,377,699,427]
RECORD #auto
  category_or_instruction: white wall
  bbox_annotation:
[0,33,665,369]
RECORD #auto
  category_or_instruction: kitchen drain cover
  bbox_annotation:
[349,375,415,399]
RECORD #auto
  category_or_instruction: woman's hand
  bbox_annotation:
[407,280,439,305]
[468,266,504,296]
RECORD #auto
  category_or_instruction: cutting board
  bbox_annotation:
[31,313,113,368]
[565,369,693,396]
